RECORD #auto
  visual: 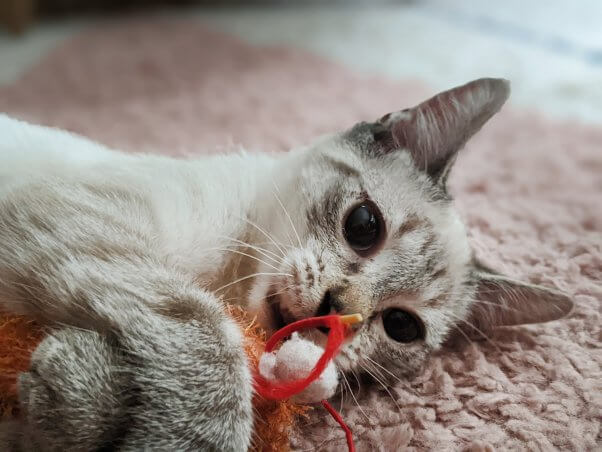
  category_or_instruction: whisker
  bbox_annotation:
[219,295,244,304]
[271,197,295,247]
[255,241,295,250]
[214,272,292,293]
[216,235,282,265]
[340,371,370,422]
[360,362,403,415]
[272,182,303,249]
[204,247,281,272]
[350,368,363,398]
[450,317,476,347]
[234,215,287,258]
[338,374,346,412]
[364,356,408,386]
[266,284,295,299]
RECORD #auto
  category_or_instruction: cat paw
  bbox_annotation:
[16,293,255,452]
[18,329,125,451]
[0,421,26,451]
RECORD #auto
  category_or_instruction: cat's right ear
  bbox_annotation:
[453,261,574,341]
[376,78,510,186]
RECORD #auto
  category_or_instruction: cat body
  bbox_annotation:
[0,117,277,287]
[0,79,572,451]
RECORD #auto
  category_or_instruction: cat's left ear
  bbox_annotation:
[461,261,574,337]
[378,78,510,185]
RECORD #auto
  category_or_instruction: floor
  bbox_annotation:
[1,0,601,123]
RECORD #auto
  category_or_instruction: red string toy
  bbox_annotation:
[254,313,361,452]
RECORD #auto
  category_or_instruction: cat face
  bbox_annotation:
[249,78,573,383]
[260,132,473,379]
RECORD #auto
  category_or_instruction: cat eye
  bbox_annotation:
[382,309,423,343]
[343,202,384,255]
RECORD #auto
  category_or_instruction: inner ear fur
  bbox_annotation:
[456,261,573,340]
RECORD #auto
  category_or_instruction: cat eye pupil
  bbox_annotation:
[343,204,381,252]
[382,309,421,343]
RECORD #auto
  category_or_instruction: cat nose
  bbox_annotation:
[315,286,370,329]
[315,289,345,317]
[315,289,345,334]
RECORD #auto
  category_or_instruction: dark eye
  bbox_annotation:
[343,203,383,254]
[382,309,422,343]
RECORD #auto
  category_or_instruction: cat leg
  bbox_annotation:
[4,329,126,452]
[3,296,253,451]
[0,182,253,450]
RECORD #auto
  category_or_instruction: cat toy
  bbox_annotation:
[0,310,360,451]
[254,313,361,452]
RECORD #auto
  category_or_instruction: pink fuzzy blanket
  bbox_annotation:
[0,21,600,451]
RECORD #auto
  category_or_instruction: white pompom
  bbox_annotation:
[257,333,339,404]
[258,351,277,381]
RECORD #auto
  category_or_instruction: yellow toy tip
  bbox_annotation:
[340,313,363,326]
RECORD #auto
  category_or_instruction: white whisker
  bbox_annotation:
[272,181,303,249]
[256,241,295,250]
[338,375,346,412]
[365,356,406,386]
[204,247,281,271]
[214,272,292,293]
[360,362,402,415]
[340,371,370,422]
[266,284,295,299]
[216,235,282,265]
[234,215,287,258]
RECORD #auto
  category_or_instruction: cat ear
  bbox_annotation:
[379,78,510,184]
[459,262,573,339]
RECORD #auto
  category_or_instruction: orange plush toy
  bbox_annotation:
[0,309,358,452]
[0,314,45,419]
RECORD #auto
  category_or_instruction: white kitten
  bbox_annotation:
[0,78,572,450]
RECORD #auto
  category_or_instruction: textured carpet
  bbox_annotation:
[0,21,600,451]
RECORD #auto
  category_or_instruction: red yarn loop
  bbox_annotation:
[253,314,355,452]
[322,400,355,452]
[254,315,346,400]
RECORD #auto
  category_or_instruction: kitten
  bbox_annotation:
[0,78,572,451]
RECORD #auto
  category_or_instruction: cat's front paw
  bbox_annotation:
[0,421,26,451]
[13,290,255,452]
[17,329,127,451]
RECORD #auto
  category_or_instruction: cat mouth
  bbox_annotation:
[268,293,287,331]
[267,292,302,332]
[267,292,331,335]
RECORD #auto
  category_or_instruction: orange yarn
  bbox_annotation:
[226,305,309,452]
[0,309,303,451]
[0,314,45,419]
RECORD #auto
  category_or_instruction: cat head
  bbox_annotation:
[248,78,573,382]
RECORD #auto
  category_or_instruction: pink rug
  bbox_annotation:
[1,20,600,451]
